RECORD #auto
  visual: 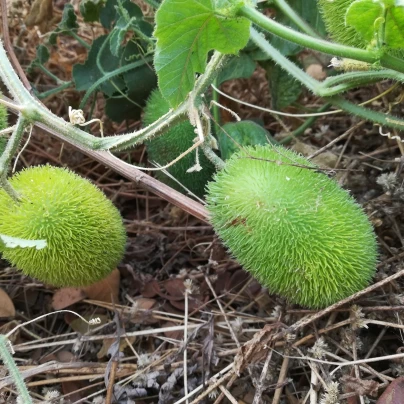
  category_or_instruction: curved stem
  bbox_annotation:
[239,6,377,61]
[239,6,404,74]
[323,70,404,88]
[272,0,321,38]
[326,96,404,130]
[0,115,27,178]
[37,81,74,99]
[0,336,33,404]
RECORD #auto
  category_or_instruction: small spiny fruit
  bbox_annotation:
[206,145,377,308]
[143,89,216,197]
[0,165,126,287]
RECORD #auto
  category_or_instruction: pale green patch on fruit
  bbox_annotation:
[0,165,126,287]
[154,0,250,107]
[143,89,215,197]
[0,234,47,250]
[206,145,378,308]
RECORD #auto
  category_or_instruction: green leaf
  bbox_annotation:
[59,3,79,30]
[0,234,47,250]
[36,44,50,64]
[49,3,79,44]
[217,52,256,84]
[346,0,404,49]
[105,41,157,121]
[100,0,142,29]
[386,5,404,48]
[345,0,384,44]
[27,45,50,73]
[80,0,106,22]
[217,120,277,160]
[154,0,250,107]
[266,61,302,110]
[72,35,124,96]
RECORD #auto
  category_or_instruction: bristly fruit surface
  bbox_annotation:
[206,145,378,308]
[0,165,126,287]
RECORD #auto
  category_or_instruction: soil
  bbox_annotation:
[1,1,404,404]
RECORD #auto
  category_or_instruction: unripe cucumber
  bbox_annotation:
[206,145,377,308]
[143,89,216,197]
[0,165,126,287]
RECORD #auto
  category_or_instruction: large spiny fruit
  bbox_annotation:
[206,145,377,308]
[143,89,215,197]
[0,165,126,287]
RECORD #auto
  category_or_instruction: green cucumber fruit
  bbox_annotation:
[206,145,377,308]
[0,165,126,287]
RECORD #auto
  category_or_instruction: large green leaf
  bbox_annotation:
[217,120,277,160]
[80,0,106,22]
[265,61,302,110]
[49,4,79,45]
[217,52,256,84]
[154,0,250,107]
[346,0,404,49]
[105,41,157,121]
[72,35,124,96]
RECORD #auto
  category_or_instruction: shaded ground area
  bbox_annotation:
[1,1,404,403]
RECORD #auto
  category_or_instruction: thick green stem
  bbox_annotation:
[250,27,404,131]
[250,28,319,92]
[194,52,230,97]
[323,70,404,88]
[201,142,225,170]
[251,28,401,96]
[37,65,66,85]
[0,336,33,404]
[212,77,221,134]
[0,116,27,178]
[239,6,404,74]
[70,31,91,49]
[272,0,321,38]
[37,81,73,99]
[0,178,20,202]
[326,96,404,130]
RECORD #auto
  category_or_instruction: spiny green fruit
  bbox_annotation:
[206,145,377,308]
[143,89,216,197]
[318,0,366,48]
[0,165,126,287]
